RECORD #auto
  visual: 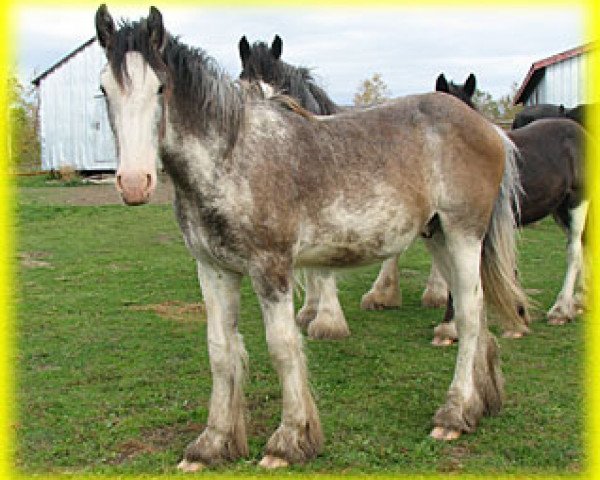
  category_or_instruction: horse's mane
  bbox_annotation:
[270,94,317,121]
[244,41,338,116]
[106,18,244,148]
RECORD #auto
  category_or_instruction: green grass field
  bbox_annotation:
[14,187,584,475]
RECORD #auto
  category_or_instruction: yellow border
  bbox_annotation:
[3,2,597,480]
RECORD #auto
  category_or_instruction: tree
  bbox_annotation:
[353,73,391,107]
[8,74,40,172]
[472,81,523,123]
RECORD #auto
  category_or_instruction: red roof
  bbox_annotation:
[513,43,593,105]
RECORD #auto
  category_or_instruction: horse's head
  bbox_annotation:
[238,35,284,86]
[435,73,477,110]
[95,4,168,206]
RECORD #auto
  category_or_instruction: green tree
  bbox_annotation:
[473,81,523,124]
[9,74,40,172]
[353,73,391,107]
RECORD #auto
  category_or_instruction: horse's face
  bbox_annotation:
[238,35,283,85]
[99,54,163,205]
[96,5,166,206]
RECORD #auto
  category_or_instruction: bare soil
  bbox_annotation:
[19,176,175,206]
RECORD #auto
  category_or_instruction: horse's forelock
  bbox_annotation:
[106,19,166,87]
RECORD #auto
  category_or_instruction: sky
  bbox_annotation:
[15,4,586,105]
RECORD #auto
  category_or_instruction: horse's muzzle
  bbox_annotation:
[115,170,156,206]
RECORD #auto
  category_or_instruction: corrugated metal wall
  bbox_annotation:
[525,51,589,107]
[38,41,117,171]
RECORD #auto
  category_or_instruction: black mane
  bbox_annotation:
[240,40,338,116]
[106,18,244,147]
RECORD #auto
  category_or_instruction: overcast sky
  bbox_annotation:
[15,4,585,104]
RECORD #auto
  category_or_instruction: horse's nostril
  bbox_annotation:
[146,173,152,191]
[116,174,123,191]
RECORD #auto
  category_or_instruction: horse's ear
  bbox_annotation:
[435,73,449,93]
[239,36,251,64]
[464,73,476,97]
[148,6,166,53]
[271,35,282,59]
[95,4,115,50]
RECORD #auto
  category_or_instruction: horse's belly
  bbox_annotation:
[294,220,419,268]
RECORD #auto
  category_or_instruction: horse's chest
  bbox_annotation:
[173,191,248,271]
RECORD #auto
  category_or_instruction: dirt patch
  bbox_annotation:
[129,300,206,323]
[112,421,205,465]
[18,251,53,269]
[19,176,174,206]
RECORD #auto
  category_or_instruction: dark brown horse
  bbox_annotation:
[96,6,529,468]
[430,73,588,343]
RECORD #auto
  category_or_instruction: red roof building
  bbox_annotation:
[514,43,593,106]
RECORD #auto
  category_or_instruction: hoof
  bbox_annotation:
[430,426,461,441]
[421,292,447,309]
[307,318,350,340]
[360,294,400,311]
[177,459,204,472]
[431,336,455,347]
[502,330,526,339]
[296,308,317,329]
[259,455,289,469]
[547,317,569,326]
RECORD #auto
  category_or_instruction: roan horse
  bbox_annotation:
[239,35,351,340]
[237,35,440,342]
[96,5,529,469]
[429,73,589,343]
[236,38,531,342]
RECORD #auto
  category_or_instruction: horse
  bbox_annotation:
[428,73,588,344]
[512,103,566,129]
[512,102,590,129]
[96,5,529,469]
[238,35,350,341]
[238,36,439,337]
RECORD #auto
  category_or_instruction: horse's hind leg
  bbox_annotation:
[422,259,449,308]
[548,200,589,324]
[306,269,350,340]
[251,262,324,467]
[178,260,248,471]
[360,255,402,310]
[425,229,503,440]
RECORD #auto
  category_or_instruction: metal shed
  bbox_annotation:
[32,38,117,172]
[514,43,592,107]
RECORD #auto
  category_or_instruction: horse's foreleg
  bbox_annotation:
[306,270,350,340]
[252,266,324,467]
[360,255,402,310]
[422,259,449,308]
[178,261,248,471]
[426,233,503,441]
[548,201,588,325]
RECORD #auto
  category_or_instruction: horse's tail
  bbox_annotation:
[480,128,531,334]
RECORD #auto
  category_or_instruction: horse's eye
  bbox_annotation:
[158,85,165,95]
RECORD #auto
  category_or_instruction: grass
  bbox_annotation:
[13,194,584,475]
[12,173,90,189]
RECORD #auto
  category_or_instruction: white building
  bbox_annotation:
[32,38,117,171]
[514,43,592,107]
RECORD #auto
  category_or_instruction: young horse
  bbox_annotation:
[96,5,529,469]
[239,35,351,340]
[429,73,588,343]
[238,36,414,330]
